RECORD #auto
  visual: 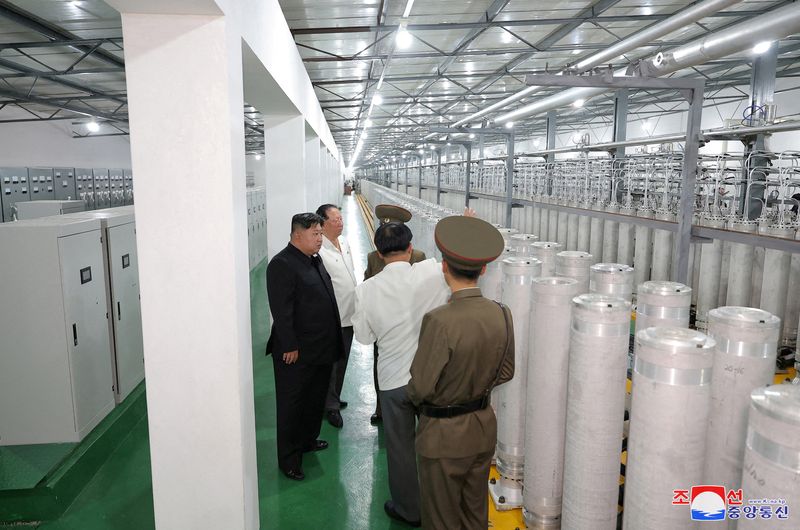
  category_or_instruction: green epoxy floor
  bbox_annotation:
[22,195,400,529]
[0,443,76,491]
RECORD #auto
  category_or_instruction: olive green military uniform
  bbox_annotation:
[407,216,514,530]
[366,203,427,419]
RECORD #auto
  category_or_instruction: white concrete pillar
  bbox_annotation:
[265,115,306,260]
[305,136,320,210]
[117,11,258,530]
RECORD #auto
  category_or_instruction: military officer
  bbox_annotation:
[407,216,515,530]
[364,204,426,425]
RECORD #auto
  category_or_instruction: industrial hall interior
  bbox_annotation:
[2,0,800,529]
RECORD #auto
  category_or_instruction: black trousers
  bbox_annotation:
[272,357,333,472]
[325,326,354,410]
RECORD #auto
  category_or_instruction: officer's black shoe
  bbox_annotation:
[327,410,344,428]
[339,400,348,409]
[282,468,305,481]
[370,412,382,425]
[303,439,329,452]
[384,501,421,527]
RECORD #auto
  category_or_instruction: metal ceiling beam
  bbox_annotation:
[0,86,126,122]
[290,10,768,35]
[0,0,124,69]
[0,37,124,51]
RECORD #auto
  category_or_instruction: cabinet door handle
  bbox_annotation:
[117,302,122,321]
[72,324,78,346]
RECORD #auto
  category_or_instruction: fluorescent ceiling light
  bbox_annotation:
[571,49,581,55]
[573,98,585,108]
[396,28,413,49]
[86,121,100,132]
[468,133,476,139]
[752,41,772,55]
[402,0,415,18]
[505,121,514,129]
[533,139,541,148]
[373,94,383,105]
[365,119,373,127]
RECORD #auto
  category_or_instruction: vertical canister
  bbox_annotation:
[548,208,559,242]
[556,250,593,293]
[695,215,727,331]
[650,209,675,282]
[510,233,538,257]
[478,246,515,303]
[602,204,620,263]
[703,306,781,491]
[497,227,519,244]
[759,225,795,344]
[523,277,582,528]
[623,327,715,530]
[589,204,606,265]
[562,294,631,530]
[577,203,592,253]
[590,263,635,303]
[725,220,758,307]
[567,209,579,251]
[531,241,563,278]
[738,385,800,530]
[633,281,692,370]
[557,209,569,248]
[633,209,653,294]
[496,257,542,480]
[617,205,636,266]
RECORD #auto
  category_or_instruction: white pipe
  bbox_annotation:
[494,2,800,124]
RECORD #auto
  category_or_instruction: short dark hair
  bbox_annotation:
[374,222,412,255]
[315,204,339,222]
[446,262,481,281]
[291,212,323,233]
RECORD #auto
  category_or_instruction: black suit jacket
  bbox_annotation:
[266,243,344,365]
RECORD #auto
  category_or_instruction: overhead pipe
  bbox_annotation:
[493,2,800,124]
[451,0,743,128]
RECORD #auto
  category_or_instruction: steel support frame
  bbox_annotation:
[523,73,704,283]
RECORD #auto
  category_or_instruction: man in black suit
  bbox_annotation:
[266,212,344,481]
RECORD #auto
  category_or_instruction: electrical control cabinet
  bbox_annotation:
[53,167,77,201]
[62,207,143,404]
[122,169,134,205]
[109,169,125,207]
[246,187,267,269]
[0,167,30,222]
[92,169,110,209]
[0,217,115,445]
[75,168,95,210]
[16,200,85,220]
[28,167,55,201]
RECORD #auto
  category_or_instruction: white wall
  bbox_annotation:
[0,120,131,168]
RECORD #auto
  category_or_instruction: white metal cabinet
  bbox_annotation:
[16,200,85,220]
[0,217,114,445]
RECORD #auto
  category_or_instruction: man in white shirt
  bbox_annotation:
[352,221,450,527]
[317,204,358,428]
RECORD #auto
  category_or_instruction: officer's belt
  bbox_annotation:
[419,395,489,418]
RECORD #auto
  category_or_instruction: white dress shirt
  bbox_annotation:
[352,258,450,391]
[319,235,357,326]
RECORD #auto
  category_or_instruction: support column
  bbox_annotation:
[117,11,258,530]
[465,143,473,209]
[418,156,423,199]
[305,136,320,210]
[265,115,306,260]
[612,89,628,159]
[436,150,442,205]
[505,132,515,227]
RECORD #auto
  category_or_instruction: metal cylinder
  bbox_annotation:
[617,206,636,266]
[556,250,593,292]
[567,210,579,251]
[548,208,559,242]
[531,241,563,277]
[510,233,538,257]
[759,225,795,344]
[589,205,605,265]
[634,280,692,370]
[623,327,715,530]
[497,257,542,480]
[786,239,800,347]
[532,203,542,238]
[738,385,800,529]
[577,206,592,252]
[590,263,635,303]
[562,294,631,530]
[726,219,758,307]
[557,210,569,248]
[497,227,519,243]
[650,209,674,282]
[602,204,620,263]
[540,204,551,241]
[703,306,781,491]
[695,215,727,332]
[633,209,653,293]
[523,277,582,528]
[478,246,515,303]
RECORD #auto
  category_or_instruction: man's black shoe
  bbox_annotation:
[370,412,382,425]
[339,400,348,409]
[282,468,305,481]
[303,439,329,452]
[327,409,344,428]
[384,500,421,527]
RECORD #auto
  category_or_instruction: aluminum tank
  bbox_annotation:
[623,327,715,530]
[738,385,800,529]
[478,246,515,303]
[634,281,692,370]
[562,294,631,530]
[548,208,559,242]
[759,225,795,345]
[522,277,582,528]
[695,215,727,331]
[557,210,569,248]
[590,263,635,303]
[497,227,519,244]
[567,210,579,251]
[577,203,592,252]
[617,205,636,266]
[703,306,781,492]
[531,241,562,277]
[725,219,758,307]
[602,204,620,263]
[589,204,605,265]
[493,257,542,509]
[510,233,538,257]
[650,209,674,281]
[633,209,653,294]
[555,250,593,293]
